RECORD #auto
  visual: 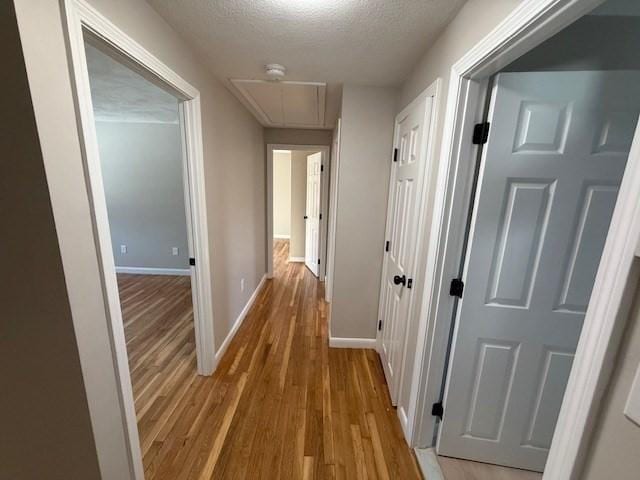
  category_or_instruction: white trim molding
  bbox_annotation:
[288,256,305,263]
[266,144,331,279]
[214,275,267,365]
[401,2,640,480]
[115,267,191,276]
[329,337,378,349]
[273,234,290,239]
[61,1,216,478]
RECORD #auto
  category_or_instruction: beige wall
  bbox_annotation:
[75,0,267,352]
[581,279,640,480]
[1,3,102,478]
[13,0,265,477]
[273,151,291,238]
[393,0,522,425]
[330,85,397,339]
[264,128,333,147]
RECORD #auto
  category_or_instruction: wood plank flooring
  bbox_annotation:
[119,239,421,479]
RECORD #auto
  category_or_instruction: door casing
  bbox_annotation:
[266,144,331,280]
[406,1,640,479]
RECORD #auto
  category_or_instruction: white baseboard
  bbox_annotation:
[274,234,290,239]
[398,405,410,439]
[214,274,267,365]
[288,256,305,262]
[115,266,191,276]
[329,336,377,349]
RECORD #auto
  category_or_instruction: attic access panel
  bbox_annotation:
[230,79,326,128]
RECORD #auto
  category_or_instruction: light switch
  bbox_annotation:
[624,361,640,427]
[172,247,179,256]
[120,245,127,254]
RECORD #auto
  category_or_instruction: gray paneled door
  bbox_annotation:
[438,71,640,471]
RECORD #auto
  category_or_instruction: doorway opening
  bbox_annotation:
[267,144,330,280]
[418,0,640,477]
[83,34,204,469]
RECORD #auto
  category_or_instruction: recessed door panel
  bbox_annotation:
[439,71,640,471]
[378,95,434,404]
[487,180,555,308]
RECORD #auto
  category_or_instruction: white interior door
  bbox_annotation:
[305,152,322,276]
[379,95,434,404]
[439,71,640,471]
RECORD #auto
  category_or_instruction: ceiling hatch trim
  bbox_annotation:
[230,79,326,129]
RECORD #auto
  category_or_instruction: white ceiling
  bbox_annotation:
[85,42,179,124]
[147,0,467,128]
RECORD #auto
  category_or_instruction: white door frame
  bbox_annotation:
[376,79,440,412]
[325,119,341,303]
[406,0,640,478]
[63,1,216,478]
[266,144,331,279]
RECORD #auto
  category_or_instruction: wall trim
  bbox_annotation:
[115,266,191,276]
[266,144,331,279]
[274,234,290,239]
[288,256,305,263]
[401,2,640,480]
[214,274,267,365]
[62,1,215,478]
[329,337,377,349]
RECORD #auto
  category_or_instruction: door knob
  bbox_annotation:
[393,274,406,286]
[304,215,308,219]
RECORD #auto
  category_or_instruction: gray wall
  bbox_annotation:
[330,85,397,339]
[12,0,266,476]
[95,121,189,270]
[80,0,266,354]
[505,15,640,72]
[264,128,333,147]
[1,3,101,478]
[582,279,640,480]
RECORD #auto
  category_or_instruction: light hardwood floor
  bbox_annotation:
[438,456,542,480]
[119,239,421,479]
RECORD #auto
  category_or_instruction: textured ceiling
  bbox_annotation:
[85,42,179,124]
[147,0,467,128]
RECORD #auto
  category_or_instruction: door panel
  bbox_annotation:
[439,71,640,471]
[305,152,322,276]
[378,95,434,404]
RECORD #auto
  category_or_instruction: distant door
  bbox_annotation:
[379,94,434,404]
[439,71,640,471]
[305,152,322,276]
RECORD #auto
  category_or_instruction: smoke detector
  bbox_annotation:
[265,63,286,81]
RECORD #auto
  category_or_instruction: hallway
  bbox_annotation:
[123,239,421,479]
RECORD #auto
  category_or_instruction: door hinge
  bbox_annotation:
[393,148,398,162]
[189,257,196,266]
[407,278,413,289]
[319,213,322,220]
[378,319,383,331]
[472,122,490,145]
[385,240,390,252]
[318,258,321,265]
[321,164,324,172]
[449,278,464,298]
[432,402,444,419]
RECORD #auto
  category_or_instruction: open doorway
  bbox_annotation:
[423,0,640,478]
[267,144,330,279]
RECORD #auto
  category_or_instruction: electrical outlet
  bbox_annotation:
[172,247,179,256]
[120,245,127,254]
[240,278,245,292]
